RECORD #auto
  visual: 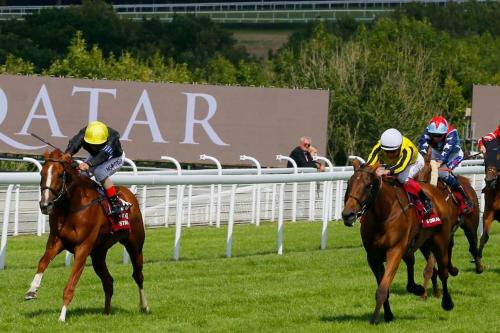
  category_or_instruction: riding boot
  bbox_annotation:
[446,175,473,214]
[107,195,122,216]
[418,190,433,215]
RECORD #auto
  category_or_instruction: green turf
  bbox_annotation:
[0,221,499,332]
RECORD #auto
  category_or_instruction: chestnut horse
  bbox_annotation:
[24,149,150,321]
[341,160,454,324]
[417,156,483,275]
[478,178,500,266]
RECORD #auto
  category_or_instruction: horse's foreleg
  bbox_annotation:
[373,247,404,324]
[25,235,63,300]
[91,251,113,315]
[367,247,403,324]
[123,240,150,313]
[367,254,384,324]
[421,252,436,300]
[59,245,91,322]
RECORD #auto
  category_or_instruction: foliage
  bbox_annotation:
[0,0,248,71]
[1,222,499,331]
[0,54,34,75]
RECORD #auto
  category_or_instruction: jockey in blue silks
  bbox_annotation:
[417,116,473,214]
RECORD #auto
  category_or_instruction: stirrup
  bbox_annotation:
[423,201,433,216]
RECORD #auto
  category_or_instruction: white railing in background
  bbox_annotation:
[0,1,479,23]
[0,156,487,269]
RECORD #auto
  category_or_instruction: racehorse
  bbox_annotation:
[478,138,500,267]
[478,175,500,266]
[24,149,150,321]
[341,160,455,324]
[417,152,483,275]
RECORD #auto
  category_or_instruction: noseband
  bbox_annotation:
[40,159,69,204]
[347,168,381,218]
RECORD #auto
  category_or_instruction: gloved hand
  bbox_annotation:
[78,162,90,171]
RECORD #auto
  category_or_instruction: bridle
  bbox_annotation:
[347,168,381,218]
[40,159,70,204]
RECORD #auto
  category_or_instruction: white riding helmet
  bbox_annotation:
[380,128,403,151]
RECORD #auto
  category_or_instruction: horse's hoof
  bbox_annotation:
[420,293,428,301]
[407,284,425,296]
[442,297,454,311]
[476,264,484,274]
[369,317,380,325]
[140,306,150,313]
[24,291,37,300]
[384,311,394,322]
[449,266,459,276]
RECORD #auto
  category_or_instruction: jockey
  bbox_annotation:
[366,128,433,215]
[65,121,128,216]
[417,116,473,214]
[478,122,500,190]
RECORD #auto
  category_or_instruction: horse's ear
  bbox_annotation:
[425,146,432,162]
[62,152,72,164]
[43,149,50,161]
[352,159,361,171]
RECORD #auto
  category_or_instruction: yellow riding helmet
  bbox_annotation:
[84,121,109,145]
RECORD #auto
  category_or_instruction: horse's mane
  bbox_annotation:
[44,149,98,190]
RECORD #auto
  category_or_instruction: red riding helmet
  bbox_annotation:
[427,116,449,135]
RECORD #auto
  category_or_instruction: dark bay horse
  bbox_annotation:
[24,149,150,321]
[478,179,500,266]
[341,160,454,324]
[417,156,483,275]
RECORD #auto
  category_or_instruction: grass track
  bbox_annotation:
[1,221,499,332]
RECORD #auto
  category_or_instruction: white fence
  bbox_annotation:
[0,155,486,269]
[0,1,480,23]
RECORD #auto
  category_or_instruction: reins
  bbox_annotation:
[348,168,382,218]
[42,158,104,214]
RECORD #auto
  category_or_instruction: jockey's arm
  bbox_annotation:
[366,143,381,166]
[86,132,120,167]
[417,131,430,155]
[440,129,459,163]
[64,128,86,156]
[478,131,498,152]
[388,148,412,175]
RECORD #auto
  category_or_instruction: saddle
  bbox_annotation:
[434,179,470,216]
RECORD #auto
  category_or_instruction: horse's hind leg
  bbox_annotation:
[403,252,425,296]
[447,235,459,276]
[25,234,63,300]
[91,250,114,315]
[478,209,495,266]
[462,217,483,273]
[122,240,150,313]
[433,244,454,311]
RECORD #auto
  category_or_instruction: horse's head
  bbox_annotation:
[341,159,381,227]
[417,147,432,183]
[39,149,74,215]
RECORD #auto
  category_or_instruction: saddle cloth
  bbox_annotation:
[411,198,443,229]
[101,198,132,232]
[402,182,442,229]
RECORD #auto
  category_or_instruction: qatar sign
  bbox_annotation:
[0,74,329,166]
[471,85,500,138]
